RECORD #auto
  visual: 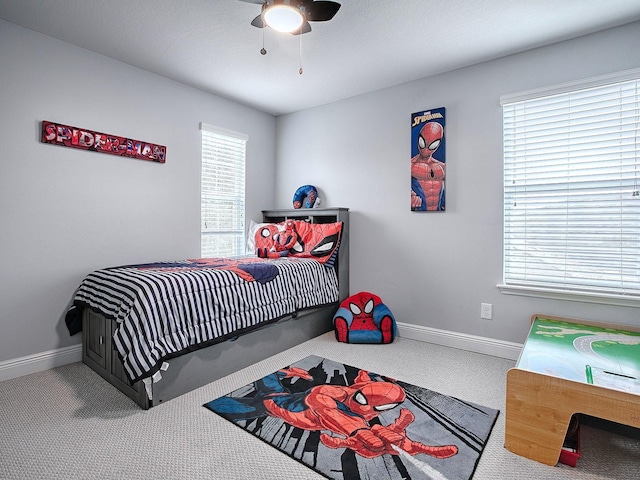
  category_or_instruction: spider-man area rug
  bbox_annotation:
[204,355,499,480]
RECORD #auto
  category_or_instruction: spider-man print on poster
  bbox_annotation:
[411,107,446,211]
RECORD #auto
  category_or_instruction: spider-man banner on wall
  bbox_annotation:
[411,107,446,211]
[41,120,166,163]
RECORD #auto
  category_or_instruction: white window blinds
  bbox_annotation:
[501,69,640,300]
[200,123,247,258]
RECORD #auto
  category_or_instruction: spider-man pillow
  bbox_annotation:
[289,221,342,265]
[246,220,274,254]
[333,291,397,344]
[249,220,342,265]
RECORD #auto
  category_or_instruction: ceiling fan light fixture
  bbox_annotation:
[263,5,304,33]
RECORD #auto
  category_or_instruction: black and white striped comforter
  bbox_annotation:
[73,256,339,383]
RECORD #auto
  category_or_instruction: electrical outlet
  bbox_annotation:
[481,303,493,320]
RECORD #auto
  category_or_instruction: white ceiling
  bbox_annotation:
[2,0,640,116]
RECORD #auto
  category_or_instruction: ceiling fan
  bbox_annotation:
[239,0,341,35]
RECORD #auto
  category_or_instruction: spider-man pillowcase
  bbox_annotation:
[248,220,342,265]
[289,220,342,265]
[246,220,272,254]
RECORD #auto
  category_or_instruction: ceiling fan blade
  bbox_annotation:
[250,14,265,28]
[291,21,312,35]
[238,0,264,4]
[306,1,340,22]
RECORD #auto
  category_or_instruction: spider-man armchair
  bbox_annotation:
[333,291,397,344]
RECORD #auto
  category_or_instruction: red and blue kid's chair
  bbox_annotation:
[333,291,397,344]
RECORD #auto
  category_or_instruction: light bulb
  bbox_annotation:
[263,5,304,33]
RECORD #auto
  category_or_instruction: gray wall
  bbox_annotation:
[275,21,640,345]
[0,19,276,362]
[2,18,639,366]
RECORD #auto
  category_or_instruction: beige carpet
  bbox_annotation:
[1,332,639,479]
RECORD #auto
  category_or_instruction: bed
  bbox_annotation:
[68,208,349,409]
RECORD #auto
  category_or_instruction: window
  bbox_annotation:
[500,69,640,305]
[200,123,247,258]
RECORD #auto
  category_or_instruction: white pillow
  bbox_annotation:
[246,220,269,254]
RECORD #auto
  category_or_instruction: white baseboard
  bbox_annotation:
[0,324,522,382]
[0,344,82,382]
[397,321,523,361]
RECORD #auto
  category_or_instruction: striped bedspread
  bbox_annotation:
[73,256,339,383]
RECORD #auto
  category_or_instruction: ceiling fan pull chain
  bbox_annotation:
[260,27,267,55]
[299,32,303,75]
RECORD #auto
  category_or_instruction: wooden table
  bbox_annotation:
[505,314,640,465]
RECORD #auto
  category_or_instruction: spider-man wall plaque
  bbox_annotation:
[411,107,446,212]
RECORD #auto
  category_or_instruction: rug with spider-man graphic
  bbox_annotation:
[204,355,499,480]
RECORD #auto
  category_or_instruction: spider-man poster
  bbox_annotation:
[204,355,498,480]
[411,107,446,212]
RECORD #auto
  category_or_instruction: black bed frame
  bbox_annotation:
[81,208,349,409]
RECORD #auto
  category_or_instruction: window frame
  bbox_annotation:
[200,122,248,258]
[498,68,640,307]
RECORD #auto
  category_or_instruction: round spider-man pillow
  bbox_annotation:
[333,292,397,344]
